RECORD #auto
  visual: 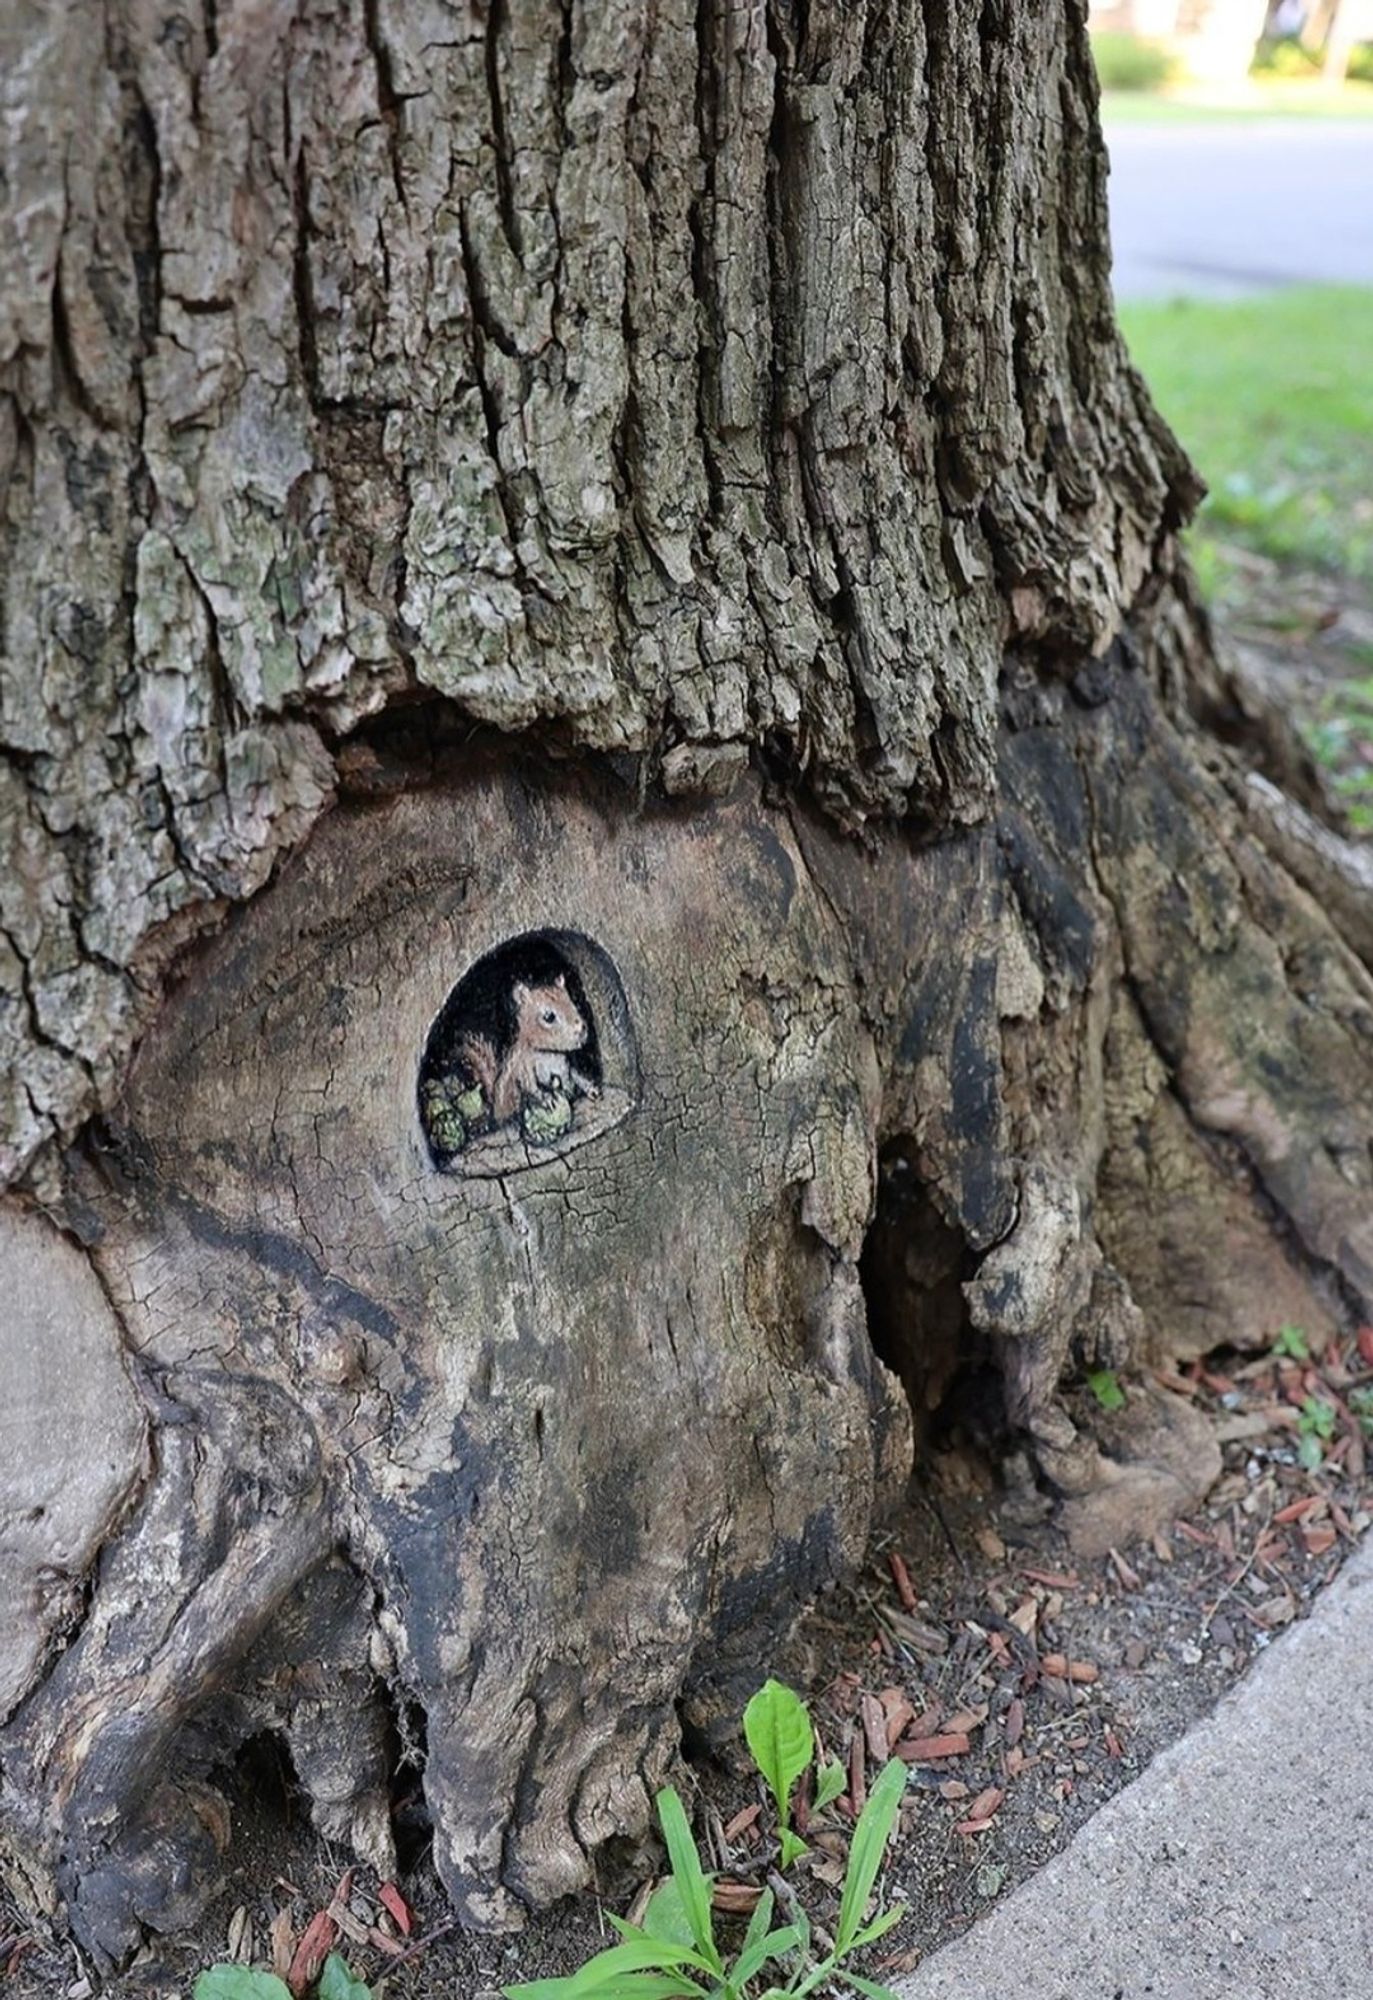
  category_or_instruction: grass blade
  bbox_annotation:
[656,1789,722,1973]
[835,1759,906,1952]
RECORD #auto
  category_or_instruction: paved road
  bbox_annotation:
[896,1534,1373,2000]
[1105,118,1373,299]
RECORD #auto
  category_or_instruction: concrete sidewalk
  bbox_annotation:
[896,1537,1373,2000]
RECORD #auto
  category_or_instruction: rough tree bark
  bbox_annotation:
[3,0,1371,1966]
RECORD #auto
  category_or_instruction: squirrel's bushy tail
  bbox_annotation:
[459,1032,499,1101]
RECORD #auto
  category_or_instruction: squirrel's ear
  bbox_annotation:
[512,980,529,1001]
[553,972,567,988]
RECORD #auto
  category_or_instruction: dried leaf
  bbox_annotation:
[270,1908,295,1981]
[227,1905,251,1963]
[1004,1696,1025,1750]
[711,1881,762,1916]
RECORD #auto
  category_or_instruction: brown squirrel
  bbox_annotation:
[460,974,597,1125]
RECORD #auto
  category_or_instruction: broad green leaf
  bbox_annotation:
[1298,1431,1325,1469]
[743,1682,813,1834]
[319,1956,372,2000]
[656,1788,722,1973]
[835,1759,907,1952]
[502,1980,577,1998]
[732,1923,803,1988]
[194,1973,293,2000]
[778,1827,808,1870]
[643,1877,698,1948]
[842,1978,904,2000]
[812,1761,847,1813]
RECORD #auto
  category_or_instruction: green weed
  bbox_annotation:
[1272,1325,1311,1362]
[504,1685,908,2000]
[1297,1394,1338,1469]
[1087,1369,1126,1413]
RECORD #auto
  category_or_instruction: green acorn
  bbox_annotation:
[522,1085,574,1145]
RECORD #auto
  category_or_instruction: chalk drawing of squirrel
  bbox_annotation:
[460,975,599,1128]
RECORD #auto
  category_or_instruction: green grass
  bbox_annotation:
[1119,285,1373,585]
[1101,81,1373,121]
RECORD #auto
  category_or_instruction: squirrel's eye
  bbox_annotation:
[541,1009,557,1025]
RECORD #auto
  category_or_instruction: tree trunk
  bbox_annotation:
[3,0,1370,1965]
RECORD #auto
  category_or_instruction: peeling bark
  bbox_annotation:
[3,0,1373,1967]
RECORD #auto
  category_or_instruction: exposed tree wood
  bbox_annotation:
[2,0,1372,1969]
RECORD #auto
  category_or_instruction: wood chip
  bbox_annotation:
[889,1551,918,1612]
[976,1527,1007,1562]
[942,1704,988,1736]
[849,1729,867,1815]
[287,1911,338,1998]
[964,1785,1004,1822]
[368,1928,407,1959]
[880,1690,916,1749]
[1302,1525,1338,1556]
[1153,1368,1196,1397]
[1108,1546,1141,1590]
[723,1803,761,1843]
[860,1693,888,1766]
[1040,1653,1099,1684]
[1174,1521,1216,1549]
[328,1901,371,1948]
[939,1780,969,1800]
[1008,1598,1038,1637]
[1274,1495,1322,1524]
[378,1882,412,1937]
[1004,1696,1025,1750]
[896,1732,971,1762]
[954,1785,1004,1834]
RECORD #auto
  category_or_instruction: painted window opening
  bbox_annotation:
[419,930,637,1174]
